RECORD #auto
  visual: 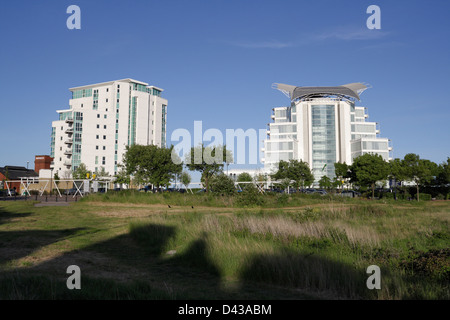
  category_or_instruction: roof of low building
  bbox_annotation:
[0,166,38,180]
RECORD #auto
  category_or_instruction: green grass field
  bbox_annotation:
[0,191,448,299]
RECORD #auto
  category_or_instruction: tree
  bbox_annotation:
[54,172,60,186]
[350,153,389,199]
[279,177,291,192]
[96,166,110,178]
[114,168,131,188]
[402,153,437,201]
[184,144,232,193]
[72,163,91,180]
[237,172,253,191]
[289,160,314,191]
[388,158,407,200]
[62,170,72,180]
[319,175,332,191]
[437,157,450,185]
[271,160,290,180]
[123,144,182,191]
[272,160,314,191]
[209,173,236,195]
[254,173,267,192]
[180,171,191,191]
[334,162,349,192]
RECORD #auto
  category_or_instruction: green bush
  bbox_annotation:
[400,248,450,281]
[417,193,432,201]
[236,184,265,207]
[210,173,236,196]
[380,191,394,199]
[436,193,446,200]
[276,193,290,206]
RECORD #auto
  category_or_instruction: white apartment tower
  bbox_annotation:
[263,83,392,184]
[50,79,168,178]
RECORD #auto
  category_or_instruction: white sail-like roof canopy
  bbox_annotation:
[272,82,369,101]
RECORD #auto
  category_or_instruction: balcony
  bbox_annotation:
[64,161,72,167]
[65,117,74,123]
[64,149,73,155]
[64,138,73,145]
[65,128,74,134]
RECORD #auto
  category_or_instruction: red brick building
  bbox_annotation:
[34,155,53,174]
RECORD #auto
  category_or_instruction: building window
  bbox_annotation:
[103,146,106,150]
[104,115,107,119]
[104,125,107,129]
[103,135,106,139]
[96,146,99,150]
[96,135,99,139]
[97,124,100,129]
[102,157,105,165]
[106,88,109,92]
[97,114,100,118]
[106,99,108,103]
[95,156,98,165]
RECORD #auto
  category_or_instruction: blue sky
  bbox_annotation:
[0,0,449,171]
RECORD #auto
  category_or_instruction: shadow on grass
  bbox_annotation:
[238,251,372,299]
[0,222,224,299]
[0,206,32,225]
[0,209,374,299]
[0,205,87,266]
[0,228,87,265]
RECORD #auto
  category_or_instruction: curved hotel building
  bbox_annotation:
[262,83,392,184]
